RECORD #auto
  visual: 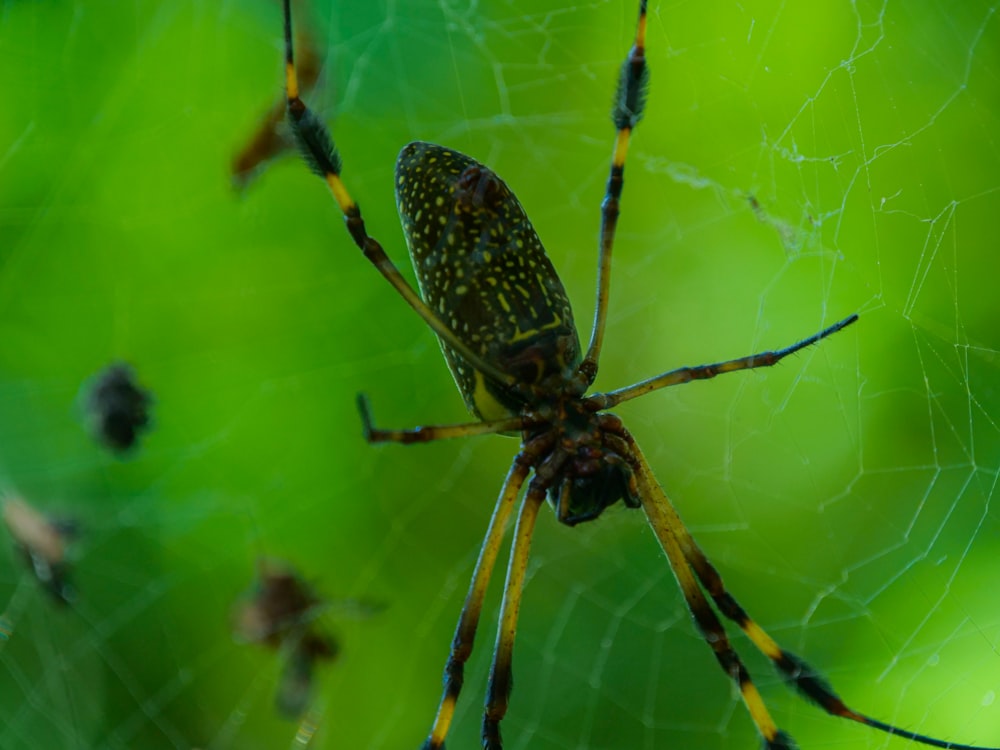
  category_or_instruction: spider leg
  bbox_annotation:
[593,313,858,409]
[579,0,649,385]
[357,394,528,445]
[483,483,547,750]
[422,455,535,750]
[625,435,1000,750]
[233,6,321,188]
[625,446,795,748]
[280,0,521,397]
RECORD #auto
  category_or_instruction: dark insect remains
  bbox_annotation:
[2,496,77,605]
[233,560,338,718]
[279,1,998,748]
[84,362,153,455]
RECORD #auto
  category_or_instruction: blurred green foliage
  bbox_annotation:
[0,1,998,749]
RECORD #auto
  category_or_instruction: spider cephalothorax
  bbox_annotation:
[517,398,638,526]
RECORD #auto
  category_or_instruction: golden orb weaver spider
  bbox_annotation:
[279,1,999,748]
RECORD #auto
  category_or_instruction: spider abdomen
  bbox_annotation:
[395,142,581,420]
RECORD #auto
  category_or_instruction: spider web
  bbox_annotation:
[0,1,998,749]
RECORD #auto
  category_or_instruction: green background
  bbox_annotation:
[1,1,998,748]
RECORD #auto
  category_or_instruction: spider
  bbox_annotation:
[279,1,998,748]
